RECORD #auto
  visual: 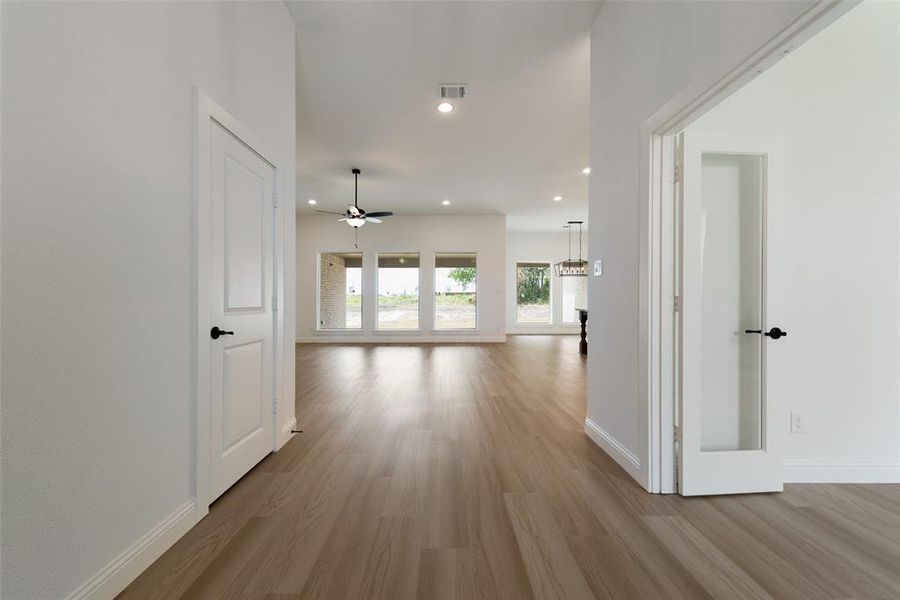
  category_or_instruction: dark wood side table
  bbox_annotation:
[577,308,587,355]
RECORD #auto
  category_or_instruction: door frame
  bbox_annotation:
[640,1,858,493]
[194,89,285,518]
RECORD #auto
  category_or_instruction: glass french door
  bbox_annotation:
[678,131,785,496]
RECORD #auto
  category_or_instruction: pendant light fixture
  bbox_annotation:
[554,220,588,277]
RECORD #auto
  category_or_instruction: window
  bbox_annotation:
[318,252,362,329]
[377,253,420,329]
[516,262,552,324]
[434,253,477,330]
[561,276,587,324]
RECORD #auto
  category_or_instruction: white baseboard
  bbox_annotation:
[507,329,580,335]
[296,335,507,344]
[584,417,641,478]
[783,460,900,484]
[67,500,196,600]
[279,417,298,448]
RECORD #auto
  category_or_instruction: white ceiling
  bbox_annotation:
[286,1,601,231]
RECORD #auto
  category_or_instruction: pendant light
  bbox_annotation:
[554,220,588,277]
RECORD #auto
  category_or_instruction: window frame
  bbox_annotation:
[515,260,554,326]
[375,251,422,331]
[433,251,479,331]
[316,250,364,331]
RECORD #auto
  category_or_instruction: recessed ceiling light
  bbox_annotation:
[437,102,454,113]
[553,196,563,202]
[582,167,591,175]
[442,199,451,206]
[307,199,317,205]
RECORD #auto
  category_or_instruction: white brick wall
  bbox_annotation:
[319,253,347,328]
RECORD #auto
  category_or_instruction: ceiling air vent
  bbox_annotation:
[439,84,467,99]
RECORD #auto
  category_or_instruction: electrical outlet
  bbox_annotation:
[790,411,808,434]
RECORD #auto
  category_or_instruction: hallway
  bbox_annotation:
[122,337,900,599]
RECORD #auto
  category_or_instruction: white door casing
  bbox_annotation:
[195,89,284,517]
[641,2,852,494]
[678,131,784,496]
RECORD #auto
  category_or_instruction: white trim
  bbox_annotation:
[507,329,579,336]
[66,501,195,600]
[296,335,506,344]
[273,154,288,454]
[280,417,298,448]
[783,460,900,484]
[194,88,283,517]
[307,328,487,335]
[643,1,859,494]
[649,132,677,494]
[584,417,641,478]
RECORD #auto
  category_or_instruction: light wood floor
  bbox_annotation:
[122,336,900,599]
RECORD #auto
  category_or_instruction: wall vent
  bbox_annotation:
[439,84,467,99]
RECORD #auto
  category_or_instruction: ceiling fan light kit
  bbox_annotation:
[313,168,394,248]
[320,168,393,230]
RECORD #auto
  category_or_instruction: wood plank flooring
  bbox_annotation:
[121,336,900,599]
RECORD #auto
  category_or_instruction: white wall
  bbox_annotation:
[1,2,296,597]
[297,214,507,342]
[588,0,817,485]
[506,231,586,334]
[689,0,900,481]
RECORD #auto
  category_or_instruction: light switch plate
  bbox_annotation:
[593,260,602,276]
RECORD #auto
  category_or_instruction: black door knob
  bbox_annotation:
[210,326,234,339]
[764,327,787,339]
[744,327,788,339]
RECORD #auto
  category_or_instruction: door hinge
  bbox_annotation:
[673,164,683,184]
[673,295,682,313]
[272,192,279,208]
[272,399,278,414]
[673,425,682,443]
[272,296,278,311]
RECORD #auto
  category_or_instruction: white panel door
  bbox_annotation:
[678,131,785,496]
[209,121,275,501]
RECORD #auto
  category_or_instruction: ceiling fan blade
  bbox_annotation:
[366,217,382,223]
[337,217,348,222]
[315,209,344,215]
[366,211,393,218]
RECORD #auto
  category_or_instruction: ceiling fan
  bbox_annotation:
[316,168,393,228]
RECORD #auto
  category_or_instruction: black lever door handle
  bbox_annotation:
[744,327,787,339]
[210,326,234,340]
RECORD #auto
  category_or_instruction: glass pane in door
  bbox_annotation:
[699,154,764,452]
